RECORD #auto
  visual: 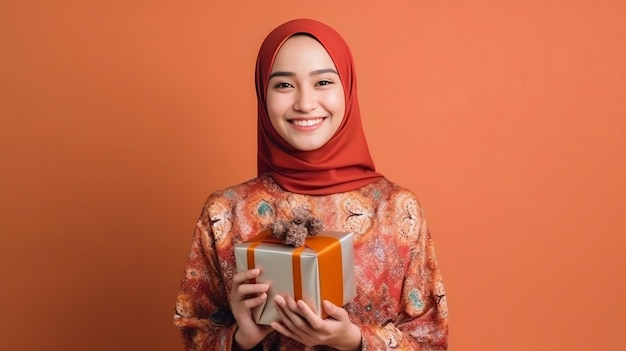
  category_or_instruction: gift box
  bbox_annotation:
[234,230,356,325]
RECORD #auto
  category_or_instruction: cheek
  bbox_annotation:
[328,90,346,118]
[266,93,290,121]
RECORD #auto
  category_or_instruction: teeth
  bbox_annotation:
[292,118,323,127]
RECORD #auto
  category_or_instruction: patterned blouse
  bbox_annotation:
[173,174,448,350]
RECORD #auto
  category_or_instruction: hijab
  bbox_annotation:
[256,18,383,195]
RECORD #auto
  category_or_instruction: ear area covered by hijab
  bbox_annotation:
[256,18,383,196]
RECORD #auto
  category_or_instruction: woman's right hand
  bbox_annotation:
[230,268,273,349]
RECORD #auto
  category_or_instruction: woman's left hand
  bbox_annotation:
[271,295,362,351]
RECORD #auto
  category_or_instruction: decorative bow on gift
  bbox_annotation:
[270,208,323,247]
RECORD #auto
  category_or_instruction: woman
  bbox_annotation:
[174,18,448,350]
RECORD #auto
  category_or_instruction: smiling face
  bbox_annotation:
[266,35,346,151]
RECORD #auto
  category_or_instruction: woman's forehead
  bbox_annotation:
[270,35,336,71]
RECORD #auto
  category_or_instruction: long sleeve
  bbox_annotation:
[348,193,448,350]
[173,210,239,350]
[361,223,447,349]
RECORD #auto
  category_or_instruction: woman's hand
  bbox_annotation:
[230,268,273,349]
[271,295,362,351]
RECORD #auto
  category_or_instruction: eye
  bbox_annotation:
[316,80,333,87]
[273,82,293,89]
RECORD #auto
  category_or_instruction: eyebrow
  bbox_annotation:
[268,68,339,80]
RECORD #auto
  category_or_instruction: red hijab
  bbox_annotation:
[256,19,383,195]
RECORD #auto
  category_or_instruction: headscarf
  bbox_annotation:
[256,18,383,195]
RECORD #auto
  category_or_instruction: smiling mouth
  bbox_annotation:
[290,118,324,127]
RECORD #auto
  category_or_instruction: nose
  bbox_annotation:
[293,86,316,113]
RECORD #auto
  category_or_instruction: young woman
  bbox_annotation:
[174,19,448,350]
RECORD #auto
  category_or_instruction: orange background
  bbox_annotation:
[1,1,625,350]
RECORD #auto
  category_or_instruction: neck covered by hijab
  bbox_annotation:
[256,18,383,195]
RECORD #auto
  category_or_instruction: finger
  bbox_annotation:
[275,296,305,329]
[281,296,315,332]
[271,320,295,339]
[274,295,294,319]
[285,295,300,312]
[241,292,268,309]
[273,294,287,306]
[232,268,261,285]
[274,296,297,331]
[281,296,306,320]
[295,299,324,329]
[237,282,269,297]
[322,300,348,321]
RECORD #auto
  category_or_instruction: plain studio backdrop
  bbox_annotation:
[1,1,624,350]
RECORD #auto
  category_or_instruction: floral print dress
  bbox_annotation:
[174,174,448,350]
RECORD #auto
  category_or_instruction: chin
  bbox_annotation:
[295,145,321,152]
[292,142,325,152]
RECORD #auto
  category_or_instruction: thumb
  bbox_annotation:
[323,300,348,321]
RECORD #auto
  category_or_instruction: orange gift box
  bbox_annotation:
[234,230,356,325]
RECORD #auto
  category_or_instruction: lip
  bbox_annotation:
[288,117,326,131]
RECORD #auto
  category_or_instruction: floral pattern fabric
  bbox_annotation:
[174,174,448,350]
